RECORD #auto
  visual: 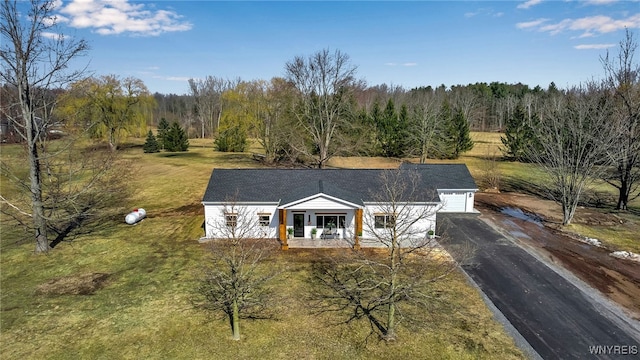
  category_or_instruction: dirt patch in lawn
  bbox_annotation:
[476,192,640,319]
[476,192,624,227]
[36,273,110,295]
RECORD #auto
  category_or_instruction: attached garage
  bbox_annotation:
[398,163,478,214]
[438,191,475,213]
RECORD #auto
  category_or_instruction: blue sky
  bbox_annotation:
[43,0,640,94]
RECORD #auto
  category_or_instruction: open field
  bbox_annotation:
[1,138,524,359]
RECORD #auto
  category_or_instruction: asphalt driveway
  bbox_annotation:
[437,213,640,360]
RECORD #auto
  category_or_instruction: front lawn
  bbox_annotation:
[0,138,524,359]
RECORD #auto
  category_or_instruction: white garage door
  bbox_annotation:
[439,192,467,212]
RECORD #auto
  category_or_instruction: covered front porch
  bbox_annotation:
[276,205,364,250]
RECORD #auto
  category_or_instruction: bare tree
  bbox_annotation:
[196,201,281,341]
[189,76,220,138]
[285,49,358,168]
[188,76,239,138]
[407,89,442,163]
[480,148,502,191]
[451,86,479,127]
[526,86,616,225]
[308,170,467,342]
[256,77,293,163]
[1,0,89,253]
[601,29,640,210]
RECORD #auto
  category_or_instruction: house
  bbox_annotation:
[201,164,478,249]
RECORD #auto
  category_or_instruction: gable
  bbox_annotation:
[282,193,361,210]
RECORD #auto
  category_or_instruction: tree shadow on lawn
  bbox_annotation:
[158,152,204,158]
[501,176,552,200]
[500,176,638,218]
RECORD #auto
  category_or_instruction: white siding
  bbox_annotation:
[203,203,278,238]
[361,204,436,242]
[466,192,475,212]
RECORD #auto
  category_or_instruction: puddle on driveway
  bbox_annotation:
[500,207,543,227]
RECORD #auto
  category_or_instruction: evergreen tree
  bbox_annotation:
[215,126,248,152]
[396,104,411,157]
[433,100,454,159]
[143,130,160,153]
[501,105,536,162]
[164,121,189,152]
[157,117,170,150]
[376,99,411,158]
[369,100,384,156]
[379,99,397,157]
[449,108,474,159]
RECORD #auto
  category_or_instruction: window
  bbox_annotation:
[225,213,237,227]
[316,215,346,229]
[258,215,270,227]
[374,214,395,229]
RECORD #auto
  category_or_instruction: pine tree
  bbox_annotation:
[375,99,412,158]
[369,101,383,156]
[396,104,411,157]
[165,122,189,152]
[433,100,454,159]
[215,126,248,152]
[450,108,473,159]
[157,117,170,150]
[379,99,397,157]
[501,105,536,162]
[143,130,160,153]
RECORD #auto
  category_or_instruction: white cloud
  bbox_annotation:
[56,0,192,36]
[40,31,65,40]
[584,0,618,5]
[518,13,640,36]
[516,18,549,29]
[574,43,615,49]
[166,76,191,82]
[517,0,543,10]
[384,62,417,67]
[465,8,503,18]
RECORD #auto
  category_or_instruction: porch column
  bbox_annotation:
[354,208,362,250]
[279,209,288,250]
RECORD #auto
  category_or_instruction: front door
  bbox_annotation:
[293,214,305,237]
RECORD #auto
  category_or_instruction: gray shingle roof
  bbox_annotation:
[202,164,477,206]
[398,163,478,189]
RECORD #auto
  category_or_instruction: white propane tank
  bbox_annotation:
[125,208,146,225]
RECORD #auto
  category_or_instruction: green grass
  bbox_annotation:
[0,138,524,359]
